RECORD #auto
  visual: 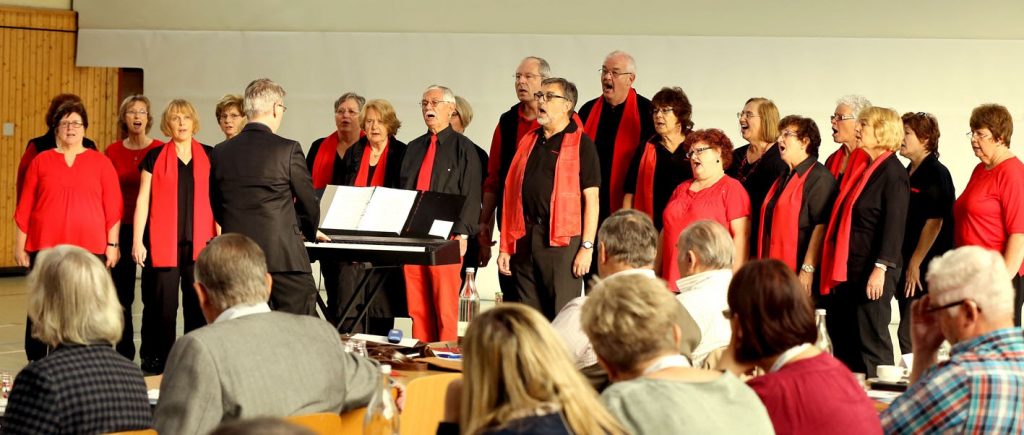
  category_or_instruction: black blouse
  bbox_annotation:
[521,122,601,221]
[760,157,837,268]
[728,144,788,257]
[336,136,407,188]
[842,153,910,279]
[623,136,692,229]
[140,144,214,243]
[901,153,955,280]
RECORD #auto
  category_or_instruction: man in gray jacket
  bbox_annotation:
[154,233,378,434]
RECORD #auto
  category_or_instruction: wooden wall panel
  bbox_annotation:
[0,6,119,268]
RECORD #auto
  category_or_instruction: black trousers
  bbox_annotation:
[318,254,344,326]
[1013,274,1024,326]
[270,271,317,316]
[826,268,897,378]
[139,243,204,364]
[110,224,137,360]
[510,223,583,320]
[895,268,928,355]
[24,252,106,362]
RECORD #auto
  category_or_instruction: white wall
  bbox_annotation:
[75,28,1024,296]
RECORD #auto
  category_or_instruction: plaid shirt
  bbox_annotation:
[881,327,1024,434]
[2,344,152,435]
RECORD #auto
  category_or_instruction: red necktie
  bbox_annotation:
[416,134,438,191]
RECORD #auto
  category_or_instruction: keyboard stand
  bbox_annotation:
[334,263,400,334]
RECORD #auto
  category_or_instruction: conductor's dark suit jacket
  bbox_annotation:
[210,122,319,273]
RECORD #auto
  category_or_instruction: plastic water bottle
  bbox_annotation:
[494,291,503,304]
[363,364,399,435]
[458,268,480,336]
[815,309,833,354]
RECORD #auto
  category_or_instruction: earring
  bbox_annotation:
[716,159,721,163]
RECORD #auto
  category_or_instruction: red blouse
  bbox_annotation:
[661,175,750,289]
[105,139,162,224]
[953,158,1024,276]
[15,150,122,254]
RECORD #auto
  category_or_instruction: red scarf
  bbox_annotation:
[632,140,659,218]
[583,88,640,211]
[825,145,849,179]
[353,139,390,187]
[819,150,891,294]
[501,127,583,254]
[150,139,215,267]
[312,131,365,189]
[758,166,810,270]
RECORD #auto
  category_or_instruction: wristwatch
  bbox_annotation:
[107,242,119,248]
[874,262,888,272]
[581,241,594,250]
[800,264,815,273]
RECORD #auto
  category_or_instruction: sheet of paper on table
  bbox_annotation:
[866,389,902,404]
[351,333,419,348]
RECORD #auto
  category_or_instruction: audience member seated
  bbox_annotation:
[3,245,152,434]
[882,246,1024,433]
[438,304,626,435]
[582,274,774,434]
[154,234,379,434]
[718,259,882,435]
[552,209,700,390]
[674,219,735,367]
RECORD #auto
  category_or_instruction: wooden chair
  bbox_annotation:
[340,407,368,433]
[105,430,157,435]
[285,412,344,434]
[399,373,461,435]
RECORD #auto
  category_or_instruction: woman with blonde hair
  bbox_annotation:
[819,106,909,377]
[3,245,152,434]
[438,304,625,434]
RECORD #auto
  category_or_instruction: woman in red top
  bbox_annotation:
[16,94,99,202]
[954,104,1024,324]
[14,101,122,361]
[718,260,882,435]
[659,128,750,290]
[104,95,163,361]
[132,99,216,374]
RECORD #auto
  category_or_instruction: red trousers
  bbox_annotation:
[403,262,461,342]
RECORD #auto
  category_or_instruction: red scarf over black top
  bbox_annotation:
[312,131,364,189]
[583,88,640,211]
[150,139,215,267]
[758,167,810,270]
[353,139,390,188]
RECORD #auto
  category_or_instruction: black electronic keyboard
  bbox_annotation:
[304,234,460,266]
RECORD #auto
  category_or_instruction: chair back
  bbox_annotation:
[400,373,461,435]
[285,412,344,434]
[105,430,157,435]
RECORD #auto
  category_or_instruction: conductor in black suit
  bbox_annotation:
[210,78,322,315]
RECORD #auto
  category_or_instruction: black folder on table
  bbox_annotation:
[318,186,466,239]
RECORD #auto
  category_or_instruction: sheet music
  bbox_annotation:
[359,187,418,234]
[321,186,375,230]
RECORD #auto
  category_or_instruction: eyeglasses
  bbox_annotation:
[686,146,712,159]
[59,121,85,129]
[967,130,992,140]
[927,299,978,313]
[218,113,243,121]
[276,103,287,113]
[830,114,856,122]
[420,100,448,109]
[335,109,359,117]
[514,73,542,80]
[599,68,634,78]
[737,111,759,120]
[534,92,570,103]
[126,110,148,116]
[653,107,675,116]
[779,130,799,139]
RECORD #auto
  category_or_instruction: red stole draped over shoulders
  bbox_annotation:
[633,140,659,218]
[150,139,215,267]
[311,132,340,189]
[758,167,810,270]
[353,138,389,187]
[819,149,891,294]
[583,88,640,212]
[501,128,583,254]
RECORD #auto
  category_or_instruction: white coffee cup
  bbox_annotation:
[876,365,907,383]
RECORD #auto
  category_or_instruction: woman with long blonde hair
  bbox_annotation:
[439,303,624,434]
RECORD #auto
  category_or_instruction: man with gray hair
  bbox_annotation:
[551,209,700,390]
[675,219,735,367]
[155,234,378,435]
[399,84,482,342]
[307,92,366,191]
[497,77,601,320]
[211,78,321,316]
[882,246,1024,433]
[825,94,872,180]
[578,50,654,224]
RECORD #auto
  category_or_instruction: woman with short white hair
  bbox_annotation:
[3,245,152,434]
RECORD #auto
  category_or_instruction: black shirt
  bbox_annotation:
[841,153,910,278]
[578,94,655,221]
[623,136,692,229]
[140,144,214,243]
[306,135,352,186]
[728,144,788,257]
[400,125,482,236]
[337,136,407,188]
[760,157,837,268]
[901,153,955,282]
[521,121,601,221]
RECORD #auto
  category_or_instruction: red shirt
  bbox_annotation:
[661,175,749,289]
[105,139,162,224]
[747,353,882,435]
[15,150,123,254]
[953,158,1024,276]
